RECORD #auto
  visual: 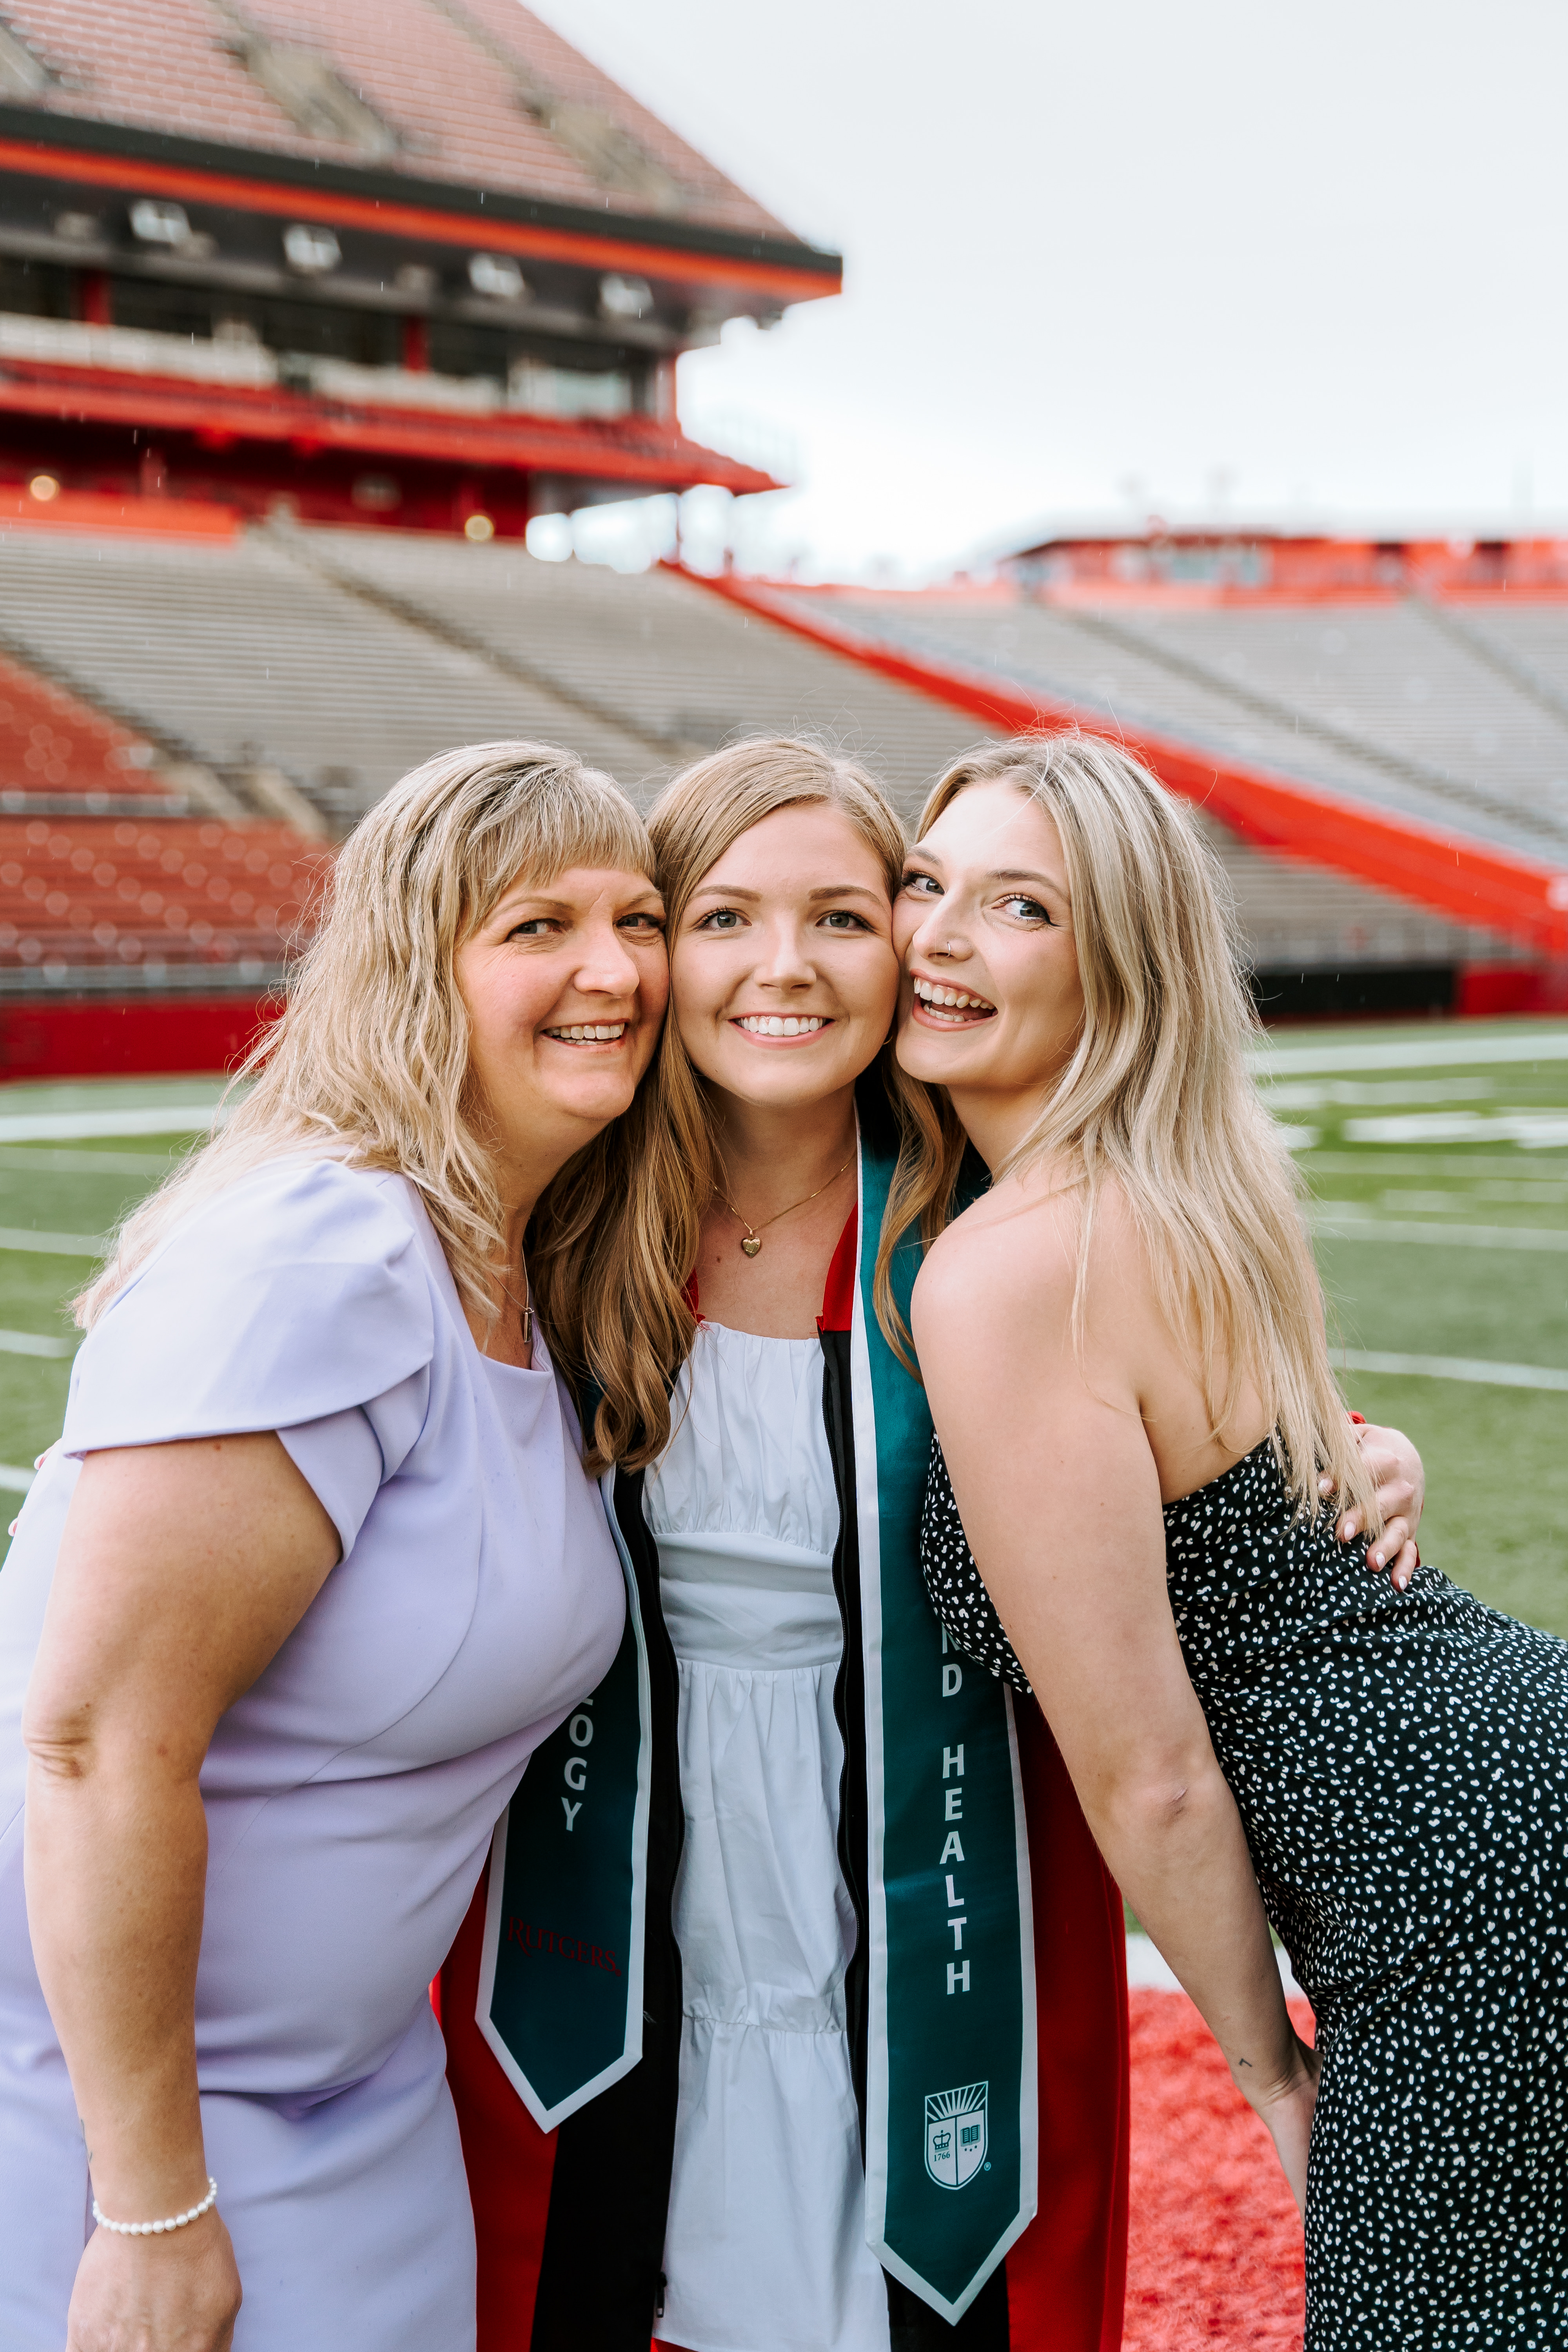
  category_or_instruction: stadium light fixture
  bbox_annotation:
[27,474,59,503]
[468,253,527,302]
[464,514,496,541]
[130,199,194,248]
[599,272,652,321]
[283,223,341,275]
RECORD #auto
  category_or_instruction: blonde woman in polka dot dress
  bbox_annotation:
[891,733,1568,2350]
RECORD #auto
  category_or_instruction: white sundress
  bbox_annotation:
[642,1319,891,2352]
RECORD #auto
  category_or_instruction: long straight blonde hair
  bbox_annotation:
[78,740,657,1341]
[531,736,916,1474]
[879,731,1379,1529]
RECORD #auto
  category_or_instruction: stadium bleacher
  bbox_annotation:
[770,589,1568,868]
[0,517,1519,1011]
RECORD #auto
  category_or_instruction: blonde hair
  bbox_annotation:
[531,736,915,1474]
[879,731,1379,1530]
[77,740,655,1340]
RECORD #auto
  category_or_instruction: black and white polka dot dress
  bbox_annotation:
[922,1432,1568,2350]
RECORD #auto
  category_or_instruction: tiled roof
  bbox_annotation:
[0,0,792,241]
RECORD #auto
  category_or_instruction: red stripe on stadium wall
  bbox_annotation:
[677,569,1568,960]
[0,995,279,1083]
[0,139,838,305]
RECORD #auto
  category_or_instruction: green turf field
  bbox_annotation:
[0,1024,1566,1631]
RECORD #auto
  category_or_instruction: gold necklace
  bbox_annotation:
[715,1151,855,1258]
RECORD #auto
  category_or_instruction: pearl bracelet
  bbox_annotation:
[91,2177,218,2237]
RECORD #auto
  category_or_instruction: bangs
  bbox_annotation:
[465,756,655,928]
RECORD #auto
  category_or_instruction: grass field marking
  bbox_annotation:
[1342,1112,1568,1147]
[0,1227,107,1258]
[1303,1151,1568,1178]
[1338,1348,1568,1393]
[0,1107,223,1143]
[0,1328,74,1358]
[0,1145,181,1175]
[1252,1030,1568,1078]
[1312,1209,1568,1251]
[0,1463,34,1493]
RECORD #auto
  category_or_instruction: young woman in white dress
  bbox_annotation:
[442,739,1427,2352]
[0,742,672,2352]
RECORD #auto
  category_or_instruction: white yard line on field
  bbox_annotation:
[1311,1210,1568,1252]
[0,1328,74,1357]
[1252,1031,1568,1078]
[1338,1349,1568,1393]
[1126,1934,1302,1996]
[0,1463,34,1493]
[0,1228,106,1256]
[0,1106,223,1142]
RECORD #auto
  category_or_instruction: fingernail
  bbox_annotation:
[1373,1551,1384,1567]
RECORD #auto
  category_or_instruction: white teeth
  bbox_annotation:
[737,1014,825,1037]
[549,1022,626,1041]
[913,977,994,1014]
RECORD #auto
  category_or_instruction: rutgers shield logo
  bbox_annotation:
[924,2081,987,2190]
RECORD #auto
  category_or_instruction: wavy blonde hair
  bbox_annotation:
[879,731,1379,1530]
[531,736,916,1474]
[77,740,655,1342]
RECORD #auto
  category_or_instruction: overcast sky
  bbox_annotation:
[532,0,1568,580]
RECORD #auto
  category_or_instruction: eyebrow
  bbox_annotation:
[495,885,662,915]
[686,882,884,904]
[901,858,1060,891]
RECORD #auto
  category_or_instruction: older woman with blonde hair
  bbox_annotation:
[0,742,670,2352]
[905,735,1568,2347]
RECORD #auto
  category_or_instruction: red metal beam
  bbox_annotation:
[0,363,777,494]
[677,568,1568,960]
[0,138,837,306]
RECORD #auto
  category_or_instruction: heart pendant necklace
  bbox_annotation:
[716,1149,855,1260]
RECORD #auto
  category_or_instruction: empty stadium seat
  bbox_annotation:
[0,815,330,989]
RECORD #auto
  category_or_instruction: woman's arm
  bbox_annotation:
[24,1433,339,2352]
[914,1206,1316,2205]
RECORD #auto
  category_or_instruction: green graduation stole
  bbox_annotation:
[853,1135,1037,2323]
[477,1128,1037,2319]
[474,1526,652,2130]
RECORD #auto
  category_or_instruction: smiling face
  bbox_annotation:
[894,778,1085,1163]
[669,800,900,1114]
[455,862,669,1201]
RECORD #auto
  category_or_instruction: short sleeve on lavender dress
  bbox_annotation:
[0,1153,625,2352]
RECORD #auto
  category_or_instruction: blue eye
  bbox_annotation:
[901,871,940,896]
[697,907,744,931]
[820,909,871,930]
[1000,895,1049,923]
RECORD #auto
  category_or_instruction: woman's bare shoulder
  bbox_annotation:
[915,1171,1154,1355]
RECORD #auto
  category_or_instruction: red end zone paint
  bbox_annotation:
[675,568,1568,962]
[1124,1987,1312,2348]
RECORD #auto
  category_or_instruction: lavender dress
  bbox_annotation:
[0,1155,625,2352]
